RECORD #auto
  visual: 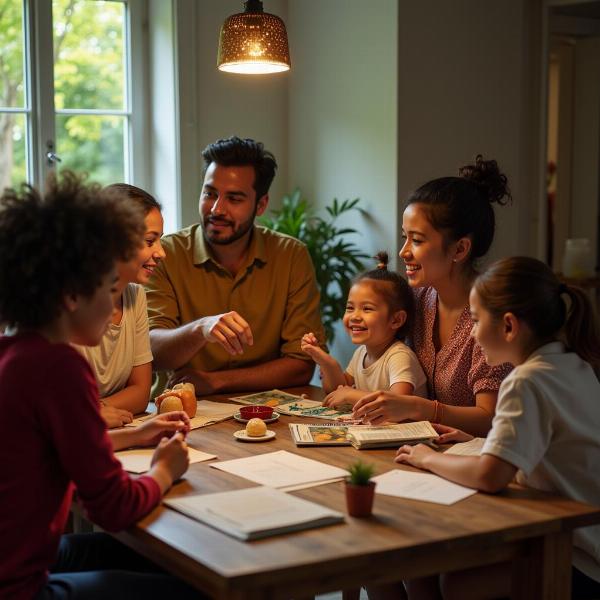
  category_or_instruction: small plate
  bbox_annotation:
[233,429,276,442]
[233,412,280,424]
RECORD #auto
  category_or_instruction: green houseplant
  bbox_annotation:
[345,460,376,517]
[259,188,369,342]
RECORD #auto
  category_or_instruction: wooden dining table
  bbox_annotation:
[112,386,600,600]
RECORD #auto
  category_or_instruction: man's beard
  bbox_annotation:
[201,212,256,245]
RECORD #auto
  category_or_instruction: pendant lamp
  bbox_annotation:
[217,0,291,74]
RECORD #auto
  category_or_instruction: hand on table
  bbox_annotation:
[352,390,413,425]
[135,411,190,447]
[323,385,363,409]
[432,423,474,445]
[101,404,133,428]
[196,311,253,355]
[395,443,435,470]
[301,332,328,364]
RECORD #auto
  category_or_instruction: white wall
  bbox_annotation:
[396,0,541,264]
[287,0,398,364]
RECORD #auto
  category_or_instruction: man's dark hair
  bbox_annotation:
[201,136,277,201]
[0,171,145,329]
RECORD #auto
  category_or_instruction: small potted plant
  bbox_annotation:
[345,460,376,517]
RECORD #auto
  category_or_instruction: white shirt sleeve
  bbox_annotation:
[386,346,422,390]
[481,375,553,475]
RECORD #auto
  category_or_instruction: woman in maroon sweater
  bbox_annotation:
[0,173,196,600]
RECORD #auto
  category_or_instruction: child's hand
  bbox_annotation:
[151,432,190,483]
[101,405,133,428]
[135,411,190,447]
[301,332,328,363]
[395,443,435,469]
[432,423,474,445]
[323,385,361,409]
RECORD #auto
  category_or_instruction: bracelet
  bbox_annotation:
[431,400,444,424]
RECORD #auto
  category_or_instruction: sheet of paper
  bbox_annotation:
[443,437,486,456]
[279,477,345,492]
[373,469,477,505]
[229,389,306,406]
[126,401,239,430]
[116,447,216,473]
[210,450,347,488]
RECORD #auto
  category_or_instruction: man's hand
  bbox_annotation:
[395,443,436,470]
[300,332,329,364]
[195,311,253,355]
[168,368,217,395]
[100,404,133,428]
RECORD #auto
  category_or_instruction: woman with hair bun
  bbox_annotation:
[354,156,512,437]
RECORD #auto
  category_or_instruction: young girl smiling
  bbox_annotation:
[397,257,600,599]
[302,252,426,410]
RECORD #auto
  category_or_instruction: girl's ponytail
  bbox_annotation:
[563,285,600,367]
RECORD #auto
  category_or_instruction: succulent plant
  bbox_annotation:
[346,460,375,486]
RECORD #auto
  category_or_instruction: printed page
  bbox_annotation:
[348,421,437,442]
[373,469,476,505]
[289,423,350,444]
[116,447,216,473]
[229,389,306,407]
[443,437,486,456]
[210,450,347,488]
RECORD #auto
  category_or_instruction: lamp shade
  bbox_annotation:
[217,0,291,75]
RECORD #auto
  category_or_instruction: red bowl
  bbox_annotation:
[239,405,274,420]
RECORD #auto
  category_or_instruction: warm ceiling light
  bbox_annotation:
[217,0,291,75]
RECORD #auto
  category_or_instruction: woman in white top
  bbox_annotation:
[396,256,600,600]
[76,184,166,428]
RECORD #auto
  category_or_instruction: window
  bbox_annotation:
[0,0,145,189]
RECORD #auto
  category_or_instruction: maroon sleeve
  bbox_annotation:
[42,346,161,531]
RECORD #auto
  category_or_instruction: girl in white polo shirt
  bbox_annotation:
[396,256,600,599]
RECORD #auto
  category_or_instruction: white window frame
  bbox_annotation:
[13,0,148,188]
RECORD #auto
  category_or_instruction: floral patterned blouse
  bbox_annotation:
[410,287,512,406]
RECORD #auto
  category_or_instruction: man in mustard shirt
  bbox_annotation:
[146,136,325,395]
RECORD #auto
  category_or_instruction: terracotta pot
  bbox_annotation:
[345,480,376,517]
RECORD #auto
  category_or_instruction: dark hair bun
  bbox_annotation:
[373,251,389,270]
[459,155,511,206]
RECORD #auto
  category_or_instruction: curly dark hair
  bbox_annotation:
[354,251,414,340]
[407,155,512,265]
[0,171,145,329]
[201,136,277,201]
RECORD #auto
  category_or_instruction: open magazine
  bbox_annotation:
[229,389,351,420]
[289,421,438,450]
